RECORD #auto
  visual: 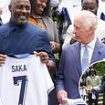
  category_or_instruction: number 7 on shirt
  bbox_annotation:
[13,75,27,105]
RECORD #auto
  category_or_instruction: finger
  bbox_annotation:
[41,57,49,64]
[0,54,6,58]
[0,57,6,61]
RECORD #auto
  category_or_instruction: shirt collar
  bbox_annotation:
[9,20,29,28]
[81,37,97,49]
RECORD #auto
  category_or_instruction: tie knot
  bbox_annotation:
[84,45,88,48]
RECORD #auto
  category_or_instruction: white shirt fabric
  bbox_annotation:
[59,98,86,105]
[0,98,3,105]
[0,55,54,105]
[97,0,105,19]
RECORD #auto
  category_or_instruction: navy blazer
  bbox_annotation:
[56,39,105,99]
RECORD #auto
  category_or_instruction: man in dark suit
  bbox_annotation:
[55,10,105,105]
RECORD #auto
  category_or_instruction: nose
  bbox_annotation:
[21,8,27,13]
[42,2,47,8]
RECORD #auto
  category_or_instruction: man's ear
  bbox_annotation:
[88,26,94,35]
[89,26,94,32]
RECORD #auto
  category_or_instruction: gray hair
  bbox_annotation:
[75,10,98,30]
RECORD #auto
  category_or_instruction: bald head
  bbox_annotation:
[10,0,28,3]
[10,0,30,6]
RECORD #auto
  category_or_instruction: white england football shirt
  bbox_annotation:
[0,55,54,105]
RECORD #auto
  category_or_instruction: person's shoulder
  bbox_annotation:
[97,18,105,26]
[42,16,54,25]
[0,22,9,30]
[27,22,39,30]
[27,22,49,38]
[86,76,91,80]
[63,42,79,52]
[96,75,100,78]
[96,39,105,46]
[0,22,10,36]
[66,24,74,35]
[95,39,105,53]
[27,22,47,33]
[67,24,74,31]
[43,16,52,21]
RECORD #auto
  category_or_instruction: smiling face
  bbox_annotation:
[34,0,48,16]
[9,0,31,25]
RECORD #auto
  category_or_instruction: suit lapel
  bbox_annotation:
[72,43,82,78]
[91,39,104,64]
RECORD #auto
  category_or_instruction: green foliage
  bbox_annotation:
[93,61,105,76]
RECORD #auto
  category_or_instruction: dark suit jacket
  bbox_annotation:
[56,39,105,99]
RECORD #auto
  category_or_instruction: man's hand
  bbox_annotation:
[57,90,68,105]
[33,51,49,64]
[33,51,56,69]
[0,54,6,66]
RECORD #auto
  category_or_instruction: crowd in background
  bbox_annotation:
[80,67,105,105]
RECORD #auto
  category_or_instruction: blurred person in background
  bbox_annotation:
[28,0,61,65]
[86,68,101,105]
[28,0,61,105]
[62,0,105,49]
[50,0,61,8]
[98,0,105,20]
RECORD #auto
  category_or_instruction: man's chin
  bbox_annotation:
[75,38,81,43]
[73,37,79,42]
[17,19,27,25]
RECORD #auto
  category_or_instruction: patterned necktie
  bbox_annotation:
[81,46,89,72]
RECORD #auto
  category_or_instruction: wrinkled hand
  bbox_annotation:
[57,90,68,105]
[33,51,49,65]
[0,54,6,66]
